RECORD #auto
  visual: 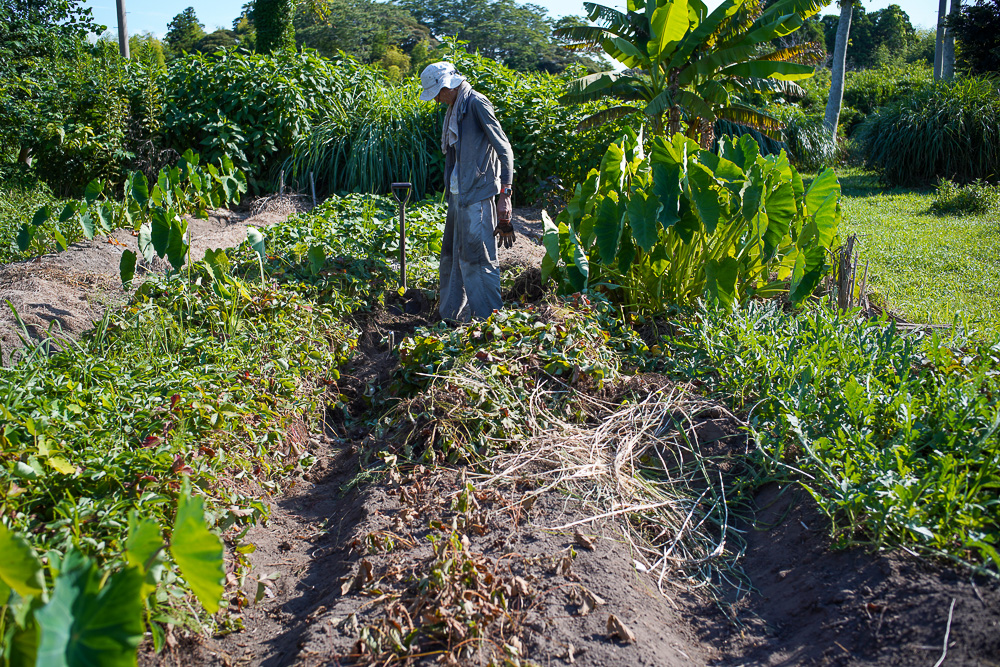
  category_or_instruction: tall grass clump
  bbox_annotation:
[770,109,837,172]
[858,77,1000,187]
[283,67,442,199]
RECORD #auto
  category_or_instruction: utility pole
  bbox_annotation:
[943,0,961,80]
[116,0,130,59]
[934,0,947,80]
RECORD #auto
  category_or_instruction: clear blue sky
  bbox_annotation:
[83,0,941,41]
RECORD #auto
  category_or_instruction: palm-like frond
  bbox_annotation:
[576,106,643,131]
[731,76,806,98]
[759,0,827,23]
[756,41,824,66]
[553,25,616,48]
[559,72,649,105]
[718,104,783,140]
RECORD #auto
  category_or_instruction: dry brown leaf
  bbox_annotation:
[606,614,637,643]
[340,559,375,595]
[574,531,596,551]
[577,586,607,616]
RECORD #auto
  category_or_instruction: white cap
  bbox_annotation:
[419,62,466,102]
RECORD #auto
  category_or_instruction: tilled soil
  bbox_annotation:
[5,202,999,666]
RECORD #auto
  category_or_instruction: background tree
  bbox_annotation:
[292,0,429,63]
[129,31,166,68]
[557,0,821,146]
[165,7,206,56]
[823,0,856,141]
[254,0,295,53]
[0,0,106,163]
[195,29,239,54]
[403,0,595,73]
[948,0,1000,75]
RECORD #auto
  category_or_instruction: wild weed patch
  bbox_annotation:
[660,302,1000,572]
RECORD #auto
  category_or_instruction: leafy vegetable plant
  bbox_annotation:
[542,130,841,312]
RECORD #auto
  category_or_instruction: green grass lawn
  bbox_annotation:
[836,169,1000,340]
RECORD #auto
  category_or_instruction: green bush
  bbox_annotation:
[858,77,1000,187]
[931,179,1000,216]
[161,49,340,192]
[769,108,837,172]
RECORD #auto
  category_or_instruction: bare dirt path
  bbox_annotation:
[0,205,295,365]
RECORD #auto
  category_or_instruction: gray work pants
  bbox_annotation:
[439,196,502,322]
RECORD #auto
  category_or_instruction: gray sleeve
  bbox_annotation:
[471,94,515,185]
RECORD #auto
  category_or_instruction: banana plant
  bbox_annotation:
[556,0,825,146]
[542,129,841,312]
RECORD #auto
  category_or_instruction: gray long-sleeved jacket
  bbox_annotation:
[444,90,515,207]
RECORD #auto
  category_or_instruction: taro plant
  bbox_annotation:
[0,479,224,665]
[542,129,841,312]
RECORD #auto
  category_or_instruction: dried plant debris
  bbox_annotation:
[606,614,637,643]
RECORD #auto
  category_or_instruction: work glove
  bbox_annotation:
[494,221,516,249]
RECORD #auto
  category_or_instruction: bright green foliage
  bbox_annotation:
[931,179,1000,216]
[0,523,47,599]
[858,77,1000,187]
[254,0,295,54]
[1,484,229,665]
[542,130,840,312]
[35,554,144,667]
[283,63,442,200]
[16,150,246,281]
[170,480,225,614]
[556,0,823,144]
[162,49,339,190]
[661,302,1000,571]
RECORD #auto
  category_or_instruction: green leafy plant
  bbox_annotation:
[542,129,841,312]
[930,179,1000,216]
[556,0,823,145]
[0,480,224,665]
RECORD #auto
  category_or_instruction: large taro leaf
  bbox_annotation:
[170,480,225,615]
[804,167,839,215]
[626,186,661,252]
[128,172,149,208]
[166,215,189,270]
[789,245,827,303]
[83,179,103,205]
[595,194,623,264]
[541,210,561,263]
[0,523,46,599]
[810,191,840,249]
[705,256,740,309]
[35,552,144,667]
[599,141,628,194]
[150,209,171,257]
[652,162,682,230]
[16,225,33,252]
[687,162,723,234]
[762,181,797,261]
[126,512,165,599]
[247,226,266,261]
[78,210,95,240]
[138,224,156,263]
[119,250,137,289]
[308,245,326,275]
[31,205,51,227]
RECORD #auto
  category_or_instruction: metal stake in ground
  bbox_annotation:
[391,183,412,290]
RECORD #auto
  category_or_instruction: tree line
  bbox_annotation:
[158,0,603,75]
